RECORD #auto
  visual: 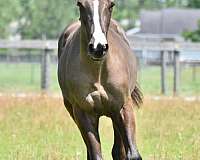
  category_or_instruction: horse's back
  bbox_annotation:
[110,19,130,47]
[109,20,136,70]
[106,21,139,97]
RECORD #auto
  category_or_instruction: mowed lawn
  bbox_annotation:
[0,96,199,160]
[0,63,200,95]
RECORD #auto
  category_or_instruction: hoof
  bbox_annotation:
[126,157,142,160]
[126,153,142,160]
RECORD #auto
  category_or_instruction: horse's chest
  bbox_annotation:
[85,83,109,111]
[68,79,114,114]
[63,60,125,114]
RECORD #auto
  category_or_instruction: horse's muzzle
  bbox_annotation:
[88,43,108,61]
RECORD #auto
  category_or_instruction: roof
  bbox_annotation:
[140,8,200,35]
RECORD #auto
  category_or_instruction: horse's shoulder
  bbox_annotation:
[64,21,81,38]
[58,21,81,58]
[110,19,130,47]
[108,20,136,72]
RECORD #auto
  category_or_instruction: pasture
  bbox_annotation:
[0,95,199,160]
[0,63,200,95]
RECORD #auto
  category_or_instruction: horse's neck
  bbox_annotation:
[80,26,104,83]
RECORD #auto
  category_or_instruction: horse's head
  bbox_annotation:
[77,0,115,61]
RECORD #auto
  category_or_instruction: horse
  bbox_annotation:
[57,0,142,159]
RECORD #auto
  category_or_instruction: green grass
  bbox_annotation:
[0,96,199,160]
[0,63,200,95]
[0,63,59,92]
[137,98,200,160]
[139,66,200,95]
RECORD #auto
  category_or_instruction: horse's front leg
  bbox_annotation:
[112,99,142,160]
[73,107,102,160]
[112,123,126,160]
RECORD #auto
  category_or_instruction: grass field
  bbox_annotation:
[0,63,200,95]
[0,96,199,160]
[0,63,58,92]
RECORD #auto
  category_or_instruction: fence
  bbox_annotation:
[0,40,57,92]
[129,40,200,95]
[0,39,200,95]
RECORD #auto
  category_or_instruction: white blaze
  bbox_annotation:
[93,0,107,48]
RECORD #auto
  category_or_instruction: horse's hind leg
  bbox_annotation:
[112,123,126,160]
[73,107,102,160]
[112,100,142,160]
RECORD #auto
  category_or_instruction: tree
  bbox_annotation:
[18,0,78,39]
[187,0,200,8]
[183,21,200,42]
[1,0,199,39]
[112,0,164,29]
[0,0,21,38]
[182,0,200,41]
[112,0,140,29]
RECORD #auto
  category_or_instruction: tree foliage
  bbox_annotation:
[182,0,200,42]
[187,0,200,8]
[17,0,78,39]
[0,0,21,38]
[183,21,200,42]
[0,0,200,39]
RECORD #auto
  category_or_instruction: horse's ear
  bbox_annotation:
[76,0,82,6]
[110,0,115,7]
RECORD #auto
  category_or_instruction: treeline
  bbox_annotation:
[0,0,199,39]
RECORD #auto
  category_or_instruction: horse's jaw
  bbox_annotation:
[88,53,107,62]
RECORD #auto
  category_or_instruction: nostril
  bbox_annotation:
[88,43,94,52]
[97,43,103,50]
[96,43,108,52]
[104,44,108,51]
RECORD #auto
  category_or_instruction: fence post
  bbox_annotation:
[161,50,167,95]
[192,64,197,81]
[173,50,180,96]
[41,48,51,91]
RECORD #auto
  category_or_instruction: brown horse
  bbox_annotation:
[58,0,142,159]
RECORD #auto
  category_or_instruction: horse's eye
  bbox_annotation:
[110,2,115,8]
[109,2,115,11]
[77,1,82,7]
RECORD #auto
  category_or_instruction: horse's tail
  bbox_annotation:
[131,84,143,107]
